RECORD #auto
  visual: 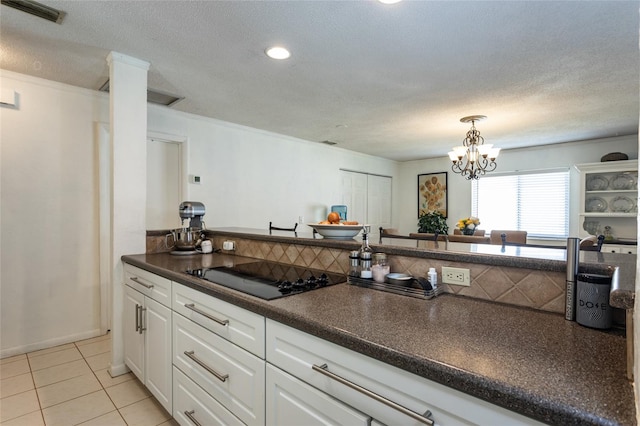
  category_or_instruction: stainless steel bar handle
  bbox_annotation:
[184,303,229,326]
[130,277,154,289]
[184,351,229,382]
[184,410,202,426]
[312,363,434,426]
[135,304,140,332]
[139,307,146,334]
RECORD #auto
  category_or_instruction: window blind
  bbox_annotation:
[471,170,569,239]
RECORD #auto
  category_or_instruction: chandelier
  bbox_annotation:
[448,115,500,180]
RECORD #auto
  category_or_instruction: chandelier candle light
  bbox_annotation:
[448,115,500,180]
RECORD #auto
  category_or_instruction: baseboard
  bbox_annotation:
[0,328,105,359]
[109,362,131,377]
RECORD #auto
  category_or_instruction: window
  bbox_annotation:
[471,169,570,239]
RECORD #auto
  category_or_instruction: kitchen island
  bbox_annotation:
[123,251,635,425]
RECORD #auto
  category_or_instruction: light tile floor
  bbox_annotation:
[0,334,177,426]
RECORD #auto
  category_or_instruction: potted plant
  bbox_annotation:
[417,211,449,234]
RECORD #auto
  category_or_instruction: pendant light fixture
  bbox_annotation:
[448,115,500,180]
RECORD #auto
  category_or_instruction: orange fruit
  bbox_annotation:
[327,212,341,224]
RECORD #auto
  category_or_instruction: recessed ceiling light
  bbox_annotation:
[378,0,402,4]
[265,46,291,60]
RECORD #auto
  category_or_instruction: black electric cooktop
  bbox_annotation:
[185,260,345,300]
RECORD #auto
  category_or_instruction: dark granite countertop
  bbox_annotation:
[204,227,636,309]
[123,252,635,426]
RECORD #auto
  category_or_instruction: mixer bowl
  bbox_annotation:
[166,228,204,251]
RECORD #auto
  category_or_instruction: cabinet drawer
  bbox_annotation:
[173,282,265,358]
[602,244,637,254]
[266,364,370,426]
[173,312,265,426]
[267,319,541,426]
[173,367,244,426]
[124,263,172,308]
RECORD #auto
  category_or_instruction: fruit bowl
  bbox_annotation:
[307,223,364,240]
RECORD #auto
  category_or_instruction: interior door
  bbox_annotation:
[367,175,392,230]
[340,171,367,223]
[340,170,392,231]
[147,138,182,230]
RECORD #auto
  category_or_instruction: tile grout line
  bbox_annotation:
[24,348,47,425]
[76,340,130,426]
[3,334,168,426]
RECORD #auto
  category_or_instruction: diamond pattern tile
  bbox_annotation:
[186,237,568,313]
[517,272,564,308]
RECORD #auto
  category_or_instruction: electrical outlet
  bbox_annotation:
[442,266,471,286]
[222,241,235,251]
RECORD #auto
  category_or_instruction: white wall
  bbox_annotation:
[0,70,399,356]
[0,71,109,356]
[396,136,638,235]
[147,105,400,230]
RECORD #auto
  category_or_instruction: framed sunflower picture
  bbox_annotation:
[418,172,448,218]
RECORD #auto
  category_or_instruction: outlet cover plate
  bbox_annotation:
[442,266,471,286]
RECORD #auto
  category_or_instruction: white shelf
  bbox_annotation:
[586,189,637,194]
[581,212,637,218]
[576,160,638,240]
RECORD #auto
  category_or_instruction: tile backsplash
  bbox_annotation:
[146,232,566,313]
[202,235,566,314]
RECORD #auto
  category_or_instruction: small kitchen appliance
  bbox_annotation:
[166,201,207,255]
[179,201,206,229]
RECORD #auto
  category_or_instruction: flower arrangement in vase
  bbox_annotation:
[457,217,480,235]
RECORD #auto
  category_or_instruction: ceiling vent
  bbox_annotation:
[1,0,65,24]
[99,80,185,107]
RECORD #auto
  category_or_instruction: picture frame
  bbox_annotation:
[418,172,448,218]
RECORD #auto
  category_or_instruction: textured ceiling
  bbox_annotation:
[1,1,638,161]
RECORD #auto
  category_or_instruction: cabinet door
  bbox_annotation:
[123,285,145,382]
[266,364,370,426]
[145,297,173,413]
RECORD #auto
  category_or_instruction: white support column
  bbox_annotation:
[107,52,149,377]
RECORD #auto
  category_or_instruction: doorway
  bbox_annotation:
[147,137,183,230]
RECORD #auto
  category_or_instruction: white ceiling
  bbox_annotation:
[1,0,638,161]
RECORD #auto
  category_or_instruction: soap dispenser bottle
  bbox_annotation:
[428,267,438,288]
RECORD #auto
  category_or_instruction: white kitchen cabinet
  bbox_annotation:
[123,284,145,379]
[601,244,637,254]
[576,160,638,243]
[123,265,173,414]
[266,364,370,426]
[173,312,265,426]
[171,282,266,426]
[173,366,244,426]
[266,319,543,426]
[172,282,265,358]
